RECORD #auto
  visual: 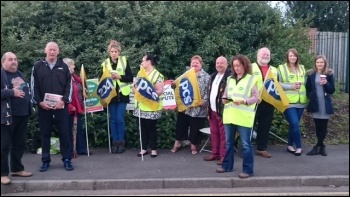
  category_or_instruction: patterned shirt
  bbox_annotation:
[184,69,210,118]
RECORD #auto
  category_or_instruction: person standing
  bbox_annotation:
[1,52,33,185]
[305,55,335,156]
[63,58,90,156]
[31,41,74,171]
[133,54,164,157]
[216,54,259,179]
[171,55,210,155]
[100,40,133,154]
[203,56,230,165]
[278,48,307,156]
[251,47,278,158]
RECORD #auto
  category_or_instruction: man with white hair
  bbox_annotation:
[251,47,278,158]
[1,52,33,185]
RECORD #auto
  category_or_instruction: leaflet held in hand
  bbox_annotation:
[44,93,63,108]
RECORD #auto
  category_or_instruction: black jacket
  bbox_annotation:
[305,69,335,114]
[1,67,32,125]
[31,58,72,104]
[207,69,231,118]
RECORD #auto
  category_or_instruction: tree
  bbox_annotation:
[1,1,315,148]
[285,1,349,32]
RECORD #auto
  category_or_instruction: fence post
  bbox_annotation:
[346,31,349,93]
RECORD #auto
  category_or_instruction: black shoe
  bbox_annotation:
[63,159,74,171]
[306,146,319,156]
[287,148,296,154]
[319,145,327,156]
[294,151,302,156]
[151,154,158,158]
[137,151,148,157]
[39,162,50,172]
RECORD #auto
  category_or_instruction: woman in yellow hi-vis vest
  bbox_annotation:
[133,54,164,158]
[216,55,259,179]
[100,40,133,154]
[277,48,307,156]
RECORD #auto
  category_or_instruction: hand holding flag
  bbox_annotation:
[261,71,289,112]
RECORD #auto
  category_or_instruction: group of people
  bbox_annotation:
[1,40,335,184]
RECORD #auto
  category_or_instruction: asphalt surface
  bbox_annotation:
[1,144,349,194]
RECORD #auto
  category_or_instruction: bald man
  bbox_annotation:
[1,52,33,185]
[31,42,73,172]
[203,56,231,165]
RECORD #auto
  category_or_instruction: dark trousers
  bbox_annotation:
[38,107,71,163]
[1,116,29,176]
[254,100,274,151]
[314,118,329,146]
[140,118,158,150]
[69,114,87,154]
[209,111,226,158]
[175,112,205,145]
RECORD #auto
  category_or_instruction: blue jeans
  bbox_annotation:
[221,124,254,175]
[108,102,127,141]
[283,107,304,149]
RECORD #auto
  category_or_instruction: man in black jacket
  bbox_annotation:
[31,42,73,172]
[1,52,33,185]
[203,56,231,165]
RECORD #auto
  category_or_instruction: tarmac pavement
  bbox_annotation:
[1,144,349,194]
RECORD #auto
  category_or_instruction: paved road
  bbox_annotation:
[1,144,349,195]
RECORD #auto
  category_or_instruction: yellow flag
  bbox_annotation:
[173,68,202,112]
[79,64,90,98]
[97,68,117,107]
[134,67,160,111]
[261,71,289,112]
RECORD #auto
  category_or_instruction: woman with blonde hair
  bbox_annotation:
[305,55,335,156]
[99,40,133,154]
[277,48,307,156]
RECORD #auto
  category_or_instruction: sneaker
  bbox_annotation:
[1,176,11,185]
[256,150,272,158]
[39,162,50,172]
[63,159,74,171]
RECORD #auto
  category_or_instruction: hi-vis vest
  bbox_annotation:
[278,63,307,104]
[135,69,164,112]
[251,63,278,93]
[101,56,131,96]
[223,74,258,128]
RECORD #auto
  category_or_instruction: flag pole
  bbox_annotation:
[107,104,111,153]
[83,97,90,156]
[138,105,144,161]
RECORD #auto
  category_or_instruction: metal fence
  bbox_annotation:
[309,32,349,92]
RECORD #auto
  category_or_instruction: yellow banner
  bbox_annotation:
[134,67,160,111]
[79,64,90,98]
[97,68,117,107]
[261,71,289,112]
[174,68,202,112]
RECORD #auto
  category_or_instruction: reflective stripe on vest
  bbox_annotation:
[223,74,257,127]
[101,56,131,96]
[135,69,164,112]
[278,64,307,104]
